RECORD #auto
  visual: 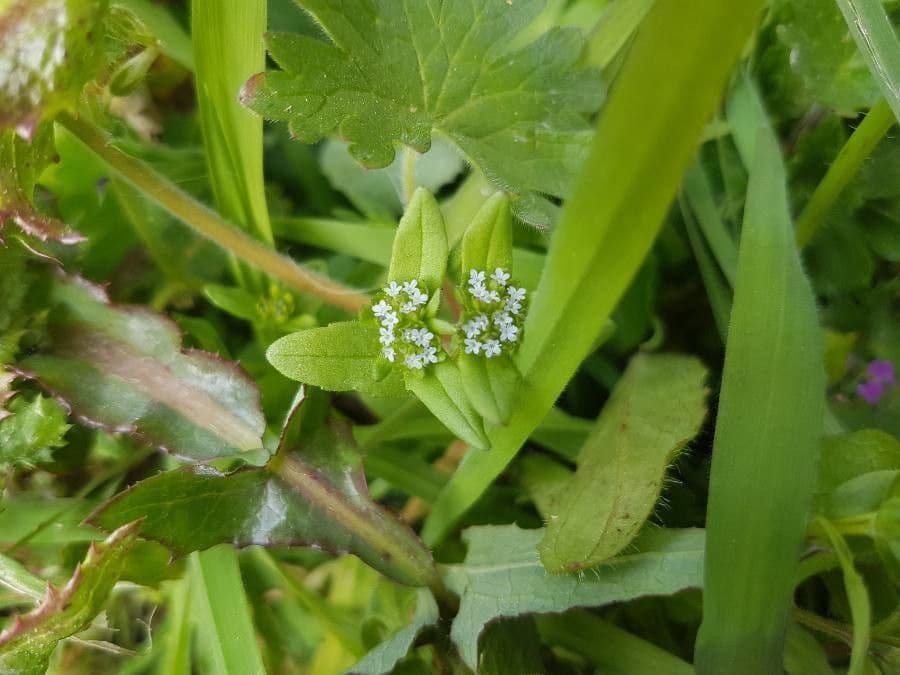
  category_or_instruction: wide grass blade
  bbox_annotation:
[191,0,273,245]
[190,547,266,675]
[694,111,826,672]
[422,0,765,545]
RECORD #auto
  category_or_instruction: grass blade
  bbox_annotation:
[191,0,273,245]
[694,112,825,672]
[422,0,765,545]
[190,547,266,675]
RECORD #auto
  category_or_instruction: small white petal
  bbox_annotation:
[491,268,510,286]
[382,346,396,362]
[372,300,391,317]
[500,323,519,343]
[379,327,395,345]
[404,354,424,370]
[483,339,502,358]
[464,338,483,355]
[384,281,402,297]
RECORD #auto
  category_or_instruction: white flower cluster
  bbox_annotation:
[372,280,440,371]
[460,268,527,358]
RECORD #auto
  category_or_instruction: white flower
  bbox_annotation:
[468,270,486,286]
[493,311,513,327]
[463,318,483,338]
[421,345,439,365]
[379,327,395,345]
[400,301,418,314]
[475,314,489,331]
[464,338,483,354]
[491,268,511,286]
[505,300,522,315]
[382,346,396,362]
[381,310,399,327]
[499,323,519,343]
[372,300,392,318]
[404,353,424,370]
[507,287,526,303]
[384,281,402,298]
[483,339,502,358]
[486,290,501,303]
[408,288,428,306]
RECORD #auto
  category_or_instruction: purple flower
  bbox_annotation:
[858,380,887,406]
[867,360,896,386]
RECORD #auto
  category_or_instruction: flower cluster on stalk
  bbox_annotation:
[371,280,441,371]
[459,268,527,359]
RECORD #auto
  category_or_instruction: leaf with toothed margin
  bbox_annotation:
[0,393,70,468]
[0,522,140,675]
[240,0,603,227]
[89,391,436,587]
[443,524,705,671]
[0,0,107,138]
[0,127,85,246]
[18,277,268,464]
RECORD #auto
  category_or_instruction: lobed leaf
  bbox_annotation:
[19,278,268,463]
[539,353,708,572]
[0,393,70,468]
[91,397,436,587]
[241,0,603,225]
[0,522,139,675]
[443,525,705,671]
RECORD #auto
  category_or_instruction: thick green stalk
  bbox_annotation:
[795,98,894,247]
[57,112,369,312]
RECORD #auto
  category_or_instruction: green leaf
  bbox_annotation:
[20,278,268,463]
[90,398,436,587]
[478,617,545,675]
[776,0,879,114]
[817,429,900,498]
[694,94,826,672]
[536,610,693,675]
[267,320,403,396]
[0,522,139,675]
[834,0,900,124]
[348,588,438,675]
[443,525,704,671]
[460,193,513,275]
[405,362,489,451]
[539,353,708,573]
[423,0,764,545]
[387,188,448,294]
[192,0,273,246]
[190,546,267,675]
[0,0,107,137]
[241,0,603,225]
[0,393,70,468]
[814,518,871,675]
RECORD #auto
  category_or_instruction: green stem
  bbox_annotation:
[402,147,418,206]
[57,112,370,313]
[795,98,894,247]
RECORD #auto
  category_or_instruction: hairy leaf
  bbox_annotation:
[349,588,438,675]
[242,0,603,225]
[443,525,704,670]
[0,393,70,468]
[19,278,268,463]
[91,398,436,587]
[0,522,139,675]
[539,353,708,572]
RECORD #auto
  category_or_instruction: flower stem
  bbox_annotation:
[795,98,895,248]
[57,112,370,313]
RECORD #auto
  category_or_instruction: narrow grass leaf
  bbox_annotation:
[423,0,765,546]
[192,0,273,244]
[190,546,267,675]
[695,127,826,672]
